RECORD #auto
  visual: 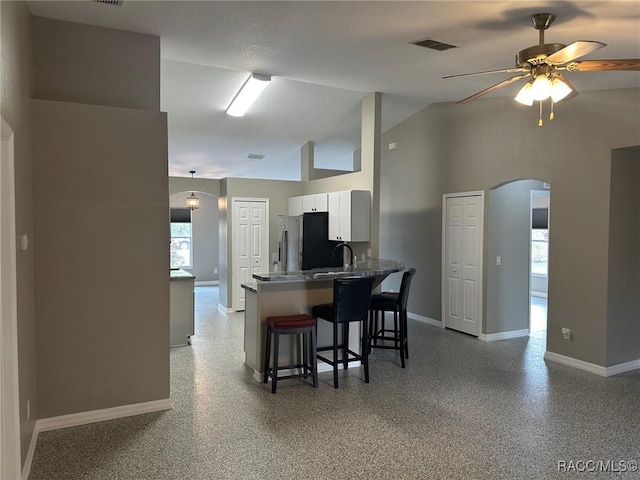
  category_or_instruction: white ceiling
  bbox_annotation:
[27,1,640,181]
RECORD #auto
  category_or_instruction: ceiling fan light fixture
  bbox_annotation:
[531,75,553,101]
[514,82,535,106]
[226,73,271,117]
[550,77,572,102]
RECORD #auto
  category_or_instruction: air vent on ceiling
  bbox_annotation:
[94,0,124,6]
[247,153,266,160]
[411,38,458,51]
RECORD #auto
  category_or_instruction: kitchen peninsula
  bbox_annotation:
[241,259,404,380]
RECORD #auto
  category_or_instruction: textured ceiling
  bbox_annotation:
[27,1,640,180]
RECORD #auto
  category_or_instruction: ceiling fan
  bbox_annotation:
[443,13,640,125]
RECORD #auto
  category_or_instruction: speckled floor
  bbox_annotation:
[29,287,640,479]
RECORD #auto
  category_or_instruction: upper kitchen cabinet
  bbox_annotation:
[302,193,328,213]
[328,190,370,242]
[288,193,328,215]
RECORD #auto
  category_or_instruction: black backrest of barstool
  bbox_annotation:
[333,276,375,324]
[398,268,417,309]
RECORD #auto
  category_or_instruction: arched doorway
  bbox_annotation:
[485,179,550,340]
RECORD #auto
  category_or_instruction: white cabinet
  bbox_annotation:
[302,193,328,213]
[328,190,370,242]
[289,193,328,215]
[288,196,303,216]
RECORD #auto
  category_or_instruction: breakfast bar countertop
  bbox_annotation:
[250,259,405,282]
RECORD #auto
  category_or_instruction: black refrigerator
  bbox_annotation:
[301,212,343,270]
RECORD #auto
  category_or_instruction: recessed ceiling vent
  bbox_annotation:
[411,38,458,51]
[94,0,124,6]
[247,153,266,160]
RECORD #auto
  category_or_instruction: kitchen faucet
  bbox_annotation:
[333,242,354,267]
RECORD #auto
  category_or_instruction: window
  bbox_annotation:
[170,208,192,269]
[531,228,548,275]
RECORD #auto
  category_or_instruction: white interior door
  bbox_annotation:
[233,199,268,311]
[443,193,484,336]
[250,203,268,279]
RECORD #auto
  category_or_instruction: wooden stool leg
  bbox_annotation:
[393,309,399,349]
[403,308,409,359]
[362,319,370,383]
[332,321,339,388]
[302,331,309,376]
[398,308,406,368]
[263,326,271,384]
[272,331,280,394]
[342,323,350,370]
[311,326,318,388]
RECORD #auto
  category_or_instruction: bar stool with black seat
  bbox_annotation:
[368,268,416,368]
[263,314,318,394]
[312,276,375,388]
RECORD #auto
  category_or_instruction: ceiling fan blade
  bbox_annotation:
[546,41,607,65]
[442,67,529,80]
[555,73,579,101]
[457,74,530,104]
[565,59,640,71]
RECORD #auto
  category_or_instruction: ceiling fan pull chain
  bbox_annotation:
[538,101,544,127]
[549,99,555,120]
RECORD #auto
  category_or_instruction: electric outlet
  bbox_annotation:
[562,328,571,340]
[496,256,501,266]
[214,268,218,274]
[27,398,30,421]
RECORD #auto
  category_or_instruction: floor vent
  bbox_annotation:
[247,153,266,160]
[94,0,124,6]
[411,38,458,51]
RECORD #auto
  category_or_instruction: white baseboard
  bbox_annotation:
[218,303,233,314]
[480,329,530,342]
[544,351,640,377]
[408,312,443,328]
[195,280,219,286]
[21,398,172,479]
[605,359,640,376]
[22,424,39,480]
[531,291,548,298]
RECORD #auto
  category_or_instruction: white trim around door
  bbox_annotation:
[441,191,485,337]
[1,117,22,480]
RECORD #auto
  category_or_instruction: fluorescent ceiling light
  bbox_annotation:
[226,73,271,117]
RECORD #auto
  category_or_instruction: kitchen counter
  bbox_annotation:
[170,269,195,346]
[250,259,404,282]
[241,259,405,381]
[170,268,195,280]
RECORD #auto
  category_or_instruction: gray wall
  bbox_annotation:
[607,146,640,365]
[170,192,220,283]
[486,180,545,334]
[32,16,160,111]
[0,0,37,466]
[32,100,169,417]
[379,88,640,367]
[30,17,170,418]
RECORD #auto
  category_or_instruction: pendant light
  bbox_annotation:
[186,170,200,210]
